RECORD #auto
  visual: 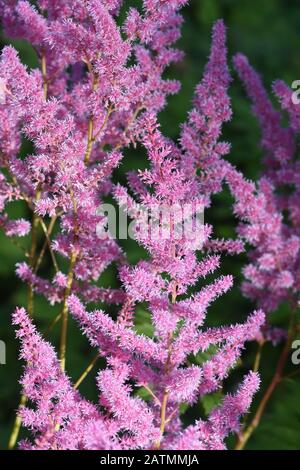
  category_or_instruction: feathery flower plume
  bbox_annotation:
[1,2,265,450]
[230,54,300,314]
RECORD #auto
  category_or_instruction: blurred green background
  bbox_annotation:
[1,0,300,450]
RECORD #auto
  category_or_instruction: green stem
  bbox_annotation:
[59,250,77,371]
[235,310,297,450]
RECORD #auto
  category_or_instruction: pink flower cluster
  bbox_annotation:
[225,54,300,319]
[2,0,297,451]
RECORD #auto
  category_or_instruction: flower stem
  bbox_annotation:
[8,188,41,449]
[34,215,57,273]
[45,312,62,335]
[7,394,27,450]
[83,58,98,166]
[142,384,161,407]
[59,250,77,371]
[84,118,95,166]
[38,217,59,272]
[28,189,41,316]
[155,248,178,449]
[41,52,48,100]
[74,354,99,390]
[253,340,265,373]
[235,310,297,450]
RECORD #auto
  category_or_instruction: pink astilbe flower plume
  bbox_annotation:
[68,114,264,449]
[0,0,190,312]
[169,371,260,450]
[179,20,244,257]
[180,20,232,197]
[1,1,266,451]
[13,307,160,450]
[226,53,300,315]
[0,0,195,451]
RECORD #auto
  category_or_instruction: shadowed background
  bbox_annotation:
[1,0,300,450]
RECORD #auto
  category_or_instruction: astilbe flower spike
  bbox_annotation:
[180,20,232,198]
[223,52,300,450]
[0,0,190,315]
[12,307,160,450]
[180,20,244,257]
[12,115,264,449]
[1,2,266,451]
[227,54,300,316]
[68,115,264,450]
[0,0,190,449]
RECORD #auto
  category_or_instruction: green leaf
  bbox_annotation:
[201,391,224,416]
[246,378,300,450]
